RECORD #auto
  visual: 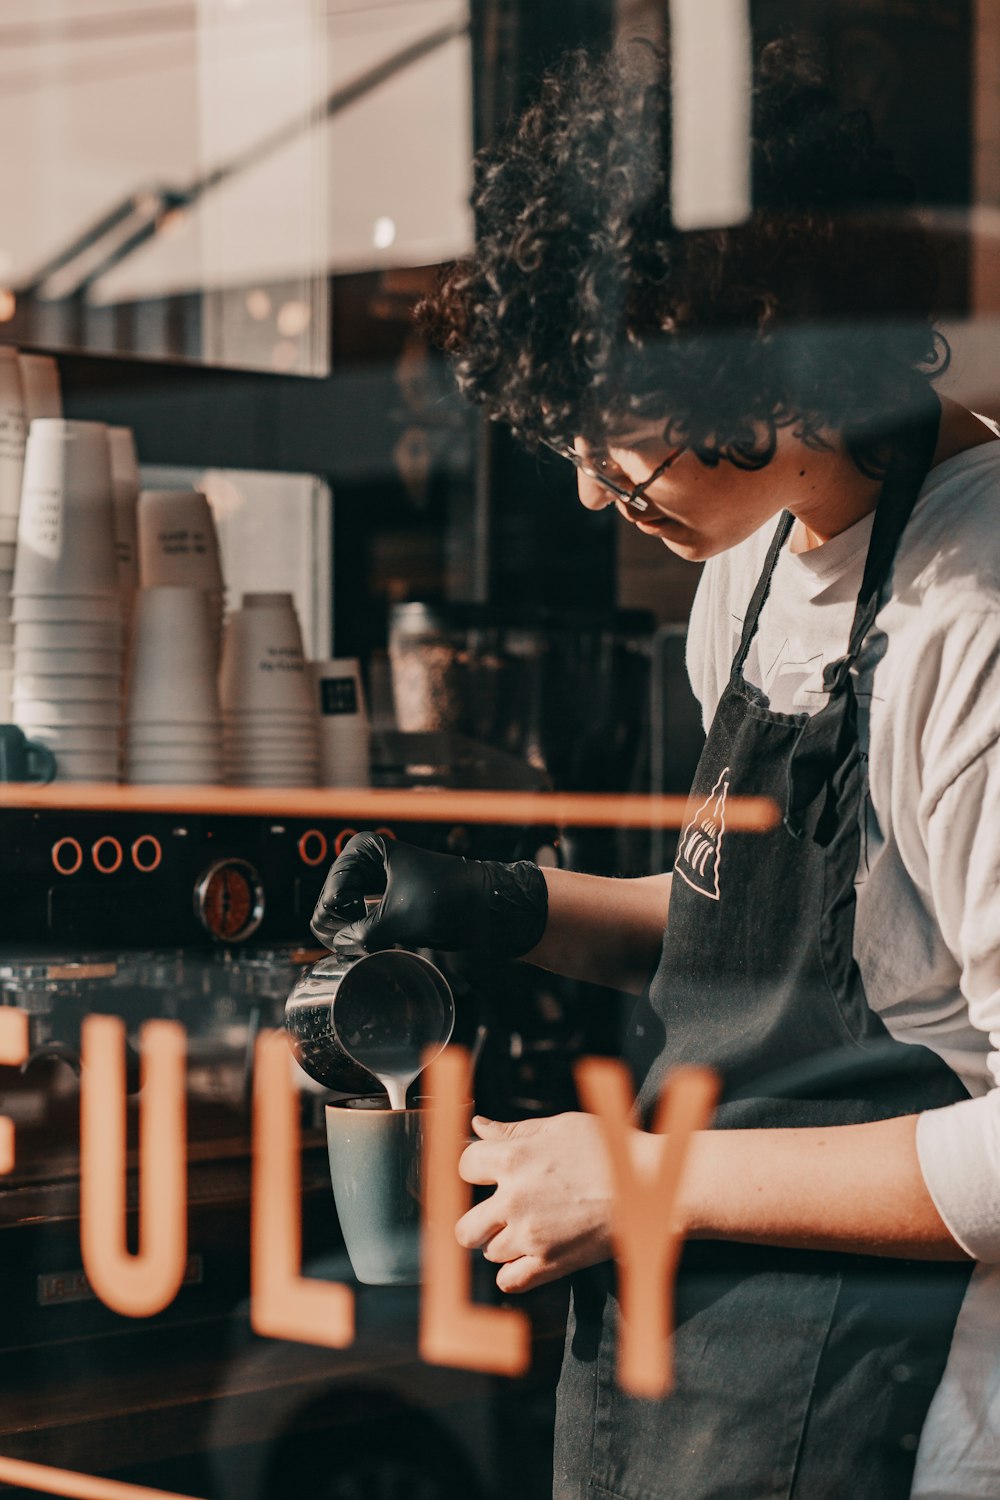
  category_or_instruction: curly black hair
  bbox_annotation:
[418,38,949,472]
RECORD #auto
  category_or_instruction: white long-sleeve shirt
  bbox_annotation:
[685,435,1000,1496]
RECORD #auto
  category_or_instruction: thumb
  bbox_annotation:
[471,1115,546,1140]
[331,905,394,956]
[471,1115,516,1140]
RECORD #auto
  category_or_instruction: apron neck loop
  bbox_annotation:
[784,391,942,840]
[731,510,795,679]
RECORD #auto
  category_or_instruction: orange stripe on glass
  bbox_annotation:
[0,1007,29,1175]
[0,783,779,831]
[250,1029,354,1347]
[419,1046,531,1376]
[80,1016,188,1320]
[0,1454,201,1499]
[575,1058,719,1399]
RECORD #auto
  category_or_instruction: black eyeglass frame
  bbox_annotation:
[541,439,684,514]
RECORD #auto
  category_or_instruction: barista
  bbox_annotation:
[312,40,1000,1500]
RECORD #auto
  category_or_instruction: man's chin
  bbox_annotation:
[661,535,714,563]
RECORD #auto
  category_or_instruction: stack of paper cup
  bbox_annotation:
[220,593,319,786]
[108,427,141,622]
[0,348,27,715]
[310,658,371,787]
[18,354,62,424]
[11,419,122,781]
[137,489,224,658]
[124,587,223,784]
[0,565,12,718]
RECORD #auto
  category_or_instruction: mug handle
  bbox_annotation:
[26,740,57,785]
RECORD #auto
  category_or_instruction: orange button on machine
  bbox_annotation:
[51,837,83,877]
[92,836,123,875]
[297,830,328,867]
[131,835,163,873]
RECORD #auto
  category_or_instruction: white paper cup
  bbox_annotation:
[227,780,319,792]
[12,697,120,727]
[243,591,295,609]
[127,752,222,772]
[224,760,320,776]
[14,619,122,652]
[223,711,318,726]
[223,722,318,741]
[22,723,119,752]
[108,427,140,599]
[11,593,121,623]
[310,658,371,788]
[137,490,223,591]
[13,647,122,676]
[128,776,221,787]
[127,764,222,785]
[0,348,26,528]
[54,751,119,781]
[219,596,315,717]
[18,354,62,423]
[13,673,121,702]
[126,586,221,727]
[127,723,221,748]
[14,420,118,596]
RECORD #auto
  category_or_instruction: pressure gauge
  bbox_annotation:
[194,858,265,943]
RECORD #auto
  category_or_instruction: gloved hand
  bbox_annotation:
[310,832,548,958]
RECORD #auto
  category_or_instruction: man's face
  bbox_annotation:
[575,426,794,562]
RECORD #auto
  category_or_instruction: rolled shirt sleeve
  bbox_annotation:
[915,738,1000,1263]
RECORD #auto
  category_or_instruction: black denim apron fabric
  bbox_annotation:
[553,402,972,1500]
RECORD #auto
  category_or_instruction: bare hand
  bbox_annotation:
[456,1113,615,1293]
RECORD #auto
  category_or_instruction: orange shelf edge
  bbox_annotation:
[0,783,779,832]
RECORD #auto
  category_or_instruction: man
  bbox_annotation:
[313,39,1000,1500]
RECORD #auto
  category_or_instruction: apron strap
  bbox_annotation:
[731,510,795,680]
[821,393,942,695]
[785,392,942,841]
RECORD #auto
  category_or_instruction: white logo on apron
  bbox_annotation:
[674,767,730,901]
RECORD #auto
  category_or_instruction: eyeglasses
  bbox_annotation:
[542,438,685,515]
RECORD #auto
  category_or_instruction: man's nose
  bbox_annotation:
[576,472,616,511]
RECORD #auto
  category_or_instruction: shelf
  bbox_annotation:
[0,784,778,831]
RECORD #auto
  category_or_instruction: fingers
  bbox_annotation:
[470,1114,522,1140]
[330,910,391,956]
[458,1139,509,1186]
[496,1255,554,1294]
[310,832,387,945]
[481,1226,521,1263]
[455,1196,506,1251]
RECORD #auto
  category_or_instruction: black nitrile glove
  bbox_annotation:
[310,832,548,958]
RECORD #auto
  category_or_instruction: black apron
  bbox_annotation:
[554,402,972,1500]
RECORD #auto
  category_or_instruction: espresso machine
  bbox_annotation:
[0,737,565,1496]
